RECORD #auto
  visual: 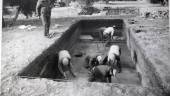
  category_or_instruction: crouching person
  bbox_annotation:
[85,55,103,71]
[88,65,112,83]
[102,25,116,46]
[58,50,76,79]
[103,45,122,75]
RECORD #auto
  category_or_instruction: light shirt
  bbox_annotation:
[59,50,71,62]
[103,27,115,36]
[108,45,120,56]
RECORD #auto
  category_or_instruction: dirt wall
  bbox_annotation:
[18,20,82,79]
[125,21,168,95]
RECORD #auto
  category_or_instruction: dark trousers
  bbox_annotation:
[88,68,111,83]
[41,7,51,36]
[102,33,112,46]
[116,56,121,73]
[103,55,122,73]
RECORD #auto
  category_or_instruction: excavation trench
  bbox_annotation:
[18,19,141,85]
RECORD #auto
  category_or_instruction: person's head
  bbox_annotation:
[62,58,69,66]
[96,55,102,64]
[112,25,116,28]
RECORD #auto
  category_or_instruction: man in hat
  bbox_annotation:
[36,0,52,38]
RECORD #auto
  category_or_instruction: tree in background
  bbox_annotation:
[3,0,57,26]
[150,0,168,6]
[78,0,101,15]
[84,0,100,7]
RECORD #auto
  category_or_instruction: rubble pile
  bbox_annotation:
[139,7,169,19]
[104,7,139,16]
[78,7,101,15]
[141,10,169,19]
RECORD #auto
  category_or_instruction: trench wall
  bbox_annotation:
[125,22,168,95]
[18,21,82,78]
[81,19,123,33]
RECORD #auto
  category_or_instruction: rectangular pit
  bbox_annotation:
[18,19,141,85]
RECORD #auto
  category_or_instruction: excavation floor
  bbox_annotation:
[70,40,141,85]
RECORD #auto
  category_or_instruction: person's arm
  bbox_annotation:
[103,56,108,65]
[58,61,66,78]
[36,0,41,17]
[108,75,112,83]
[89,58,94,70]
[69,62,76,77]
[85,56,90,68]
[119,48,121,56]
[111,28,114,40]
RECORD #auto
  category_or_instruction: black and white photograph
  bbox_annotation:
[1,0,170,96]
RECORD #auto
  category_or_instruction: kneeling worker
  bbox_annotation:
[88,65,113,83]
[57,50,76,79]
[102,25,116,46]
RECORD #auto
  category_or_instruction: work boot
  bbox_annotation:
[45,34,53,39]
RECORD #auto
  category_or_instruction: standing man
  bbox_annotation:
[36,0,52,37]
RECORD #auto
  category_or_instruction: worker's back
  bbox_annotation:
[89,65,111,82]
[59,50,71,62]
[92,65,110,78]
[103,27,114,35]
[109,45,120,56]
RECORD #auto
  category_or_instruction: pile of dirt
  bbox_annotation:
[105,7,139,16]
[78,7,101,15]
[139,7,169,19]
[142,10,169,19]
